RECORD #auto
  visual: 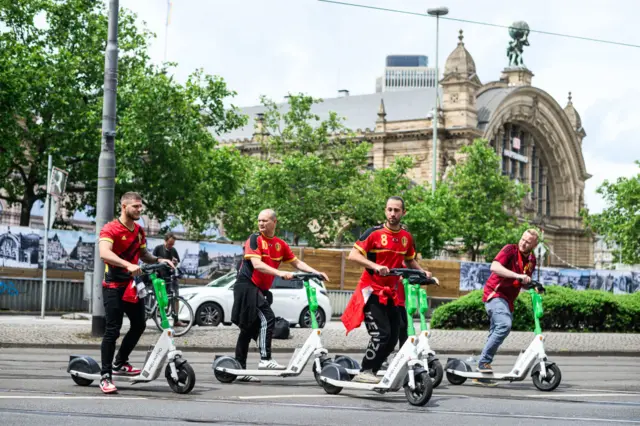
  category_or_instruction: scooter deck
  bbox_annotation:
[216,367,300,377]
[446,369,521,381]
[321,376,386,391]
[70,371,152,383]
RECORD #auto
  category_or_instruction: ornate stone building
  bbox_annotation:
[219,30,594,268]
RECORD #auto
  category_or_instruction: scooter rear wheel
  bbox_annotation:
[428,359,444,388]
[165,361,196,394]
[405,371,433,406]
[71,375,93,386]
[446,371,467,385]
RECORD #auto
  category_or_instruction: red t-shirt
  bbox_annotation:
[354,224,416,305]
[98,219,147,288]
[239,232,297,291]
[482,244,536,311]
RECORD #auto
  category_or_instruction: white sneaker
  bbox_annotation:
[352,370,379,384]
[258,359,286,370]
[238,375,261,382]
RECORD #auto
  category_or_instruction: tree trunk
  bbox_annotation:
[293,234,299,246]
[19,200,31,227]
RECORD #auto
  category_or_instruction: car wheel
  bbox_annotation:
[300,307,326,328]
[195,302,223,327]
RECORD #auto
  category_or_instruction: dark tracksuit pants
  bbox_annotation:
[361,294,401,373]
[100,286,147,376]
[233,280,275,369]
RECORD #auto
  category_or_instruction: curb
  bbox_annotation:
[1,342,638,357]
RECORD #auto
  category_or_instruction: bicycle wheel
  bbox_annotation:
[155,295,194,337]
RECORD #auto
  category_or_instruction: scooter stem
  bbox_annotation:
[152,273,170,330]
[304,280,319,330]
[418,288,428,332]
[404,278,417,336]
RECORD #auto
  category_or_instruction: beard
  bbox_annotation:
[125,209,140,221]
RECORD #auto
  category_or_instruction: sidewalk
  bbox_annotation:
[1,314,639,356]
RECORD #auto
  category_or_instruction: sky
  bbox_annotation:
[114,0,640,213]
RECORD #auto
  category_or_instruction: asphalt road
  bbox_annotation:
[0,348,639,425]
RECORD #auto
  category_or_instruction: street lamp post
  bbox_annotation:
[427,7,448,192]
[92,0,120,337]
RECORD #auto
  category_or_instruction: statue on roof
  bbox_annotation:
[507,21,530,67]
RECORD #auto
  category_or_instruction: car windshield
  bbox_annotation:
[207,271,236,288]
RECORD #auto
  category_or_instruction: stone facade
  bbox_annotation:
[219,31,594,267]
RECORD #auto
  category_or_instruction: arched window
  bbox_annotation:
[495,123,551,217]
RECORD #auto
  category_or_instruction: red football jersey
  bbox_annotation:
[239,232,297,291]
[354,224,416,295]
[483,244,536,311]
[98,219,147,288]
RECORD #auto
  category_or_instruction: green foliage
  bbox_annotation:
[0,0,246,231]
[582,161,640,265]
[431,286,640,332]
[446,139,529,261]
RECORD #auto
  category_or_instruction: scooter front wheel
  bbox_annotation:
[71,375,93,386]
[405,371,433,406]
[165,361,196,394]
[531,362,561,392]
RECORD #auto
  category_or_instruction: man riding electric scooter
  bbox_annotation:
[342,196,431,384]
[476,229,540,384]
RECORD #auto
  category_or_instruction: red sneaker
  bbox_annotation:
[100,375,118,394]
[113,362,141,376]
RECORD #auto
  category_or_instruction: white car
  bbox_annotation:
[180,271,332,328]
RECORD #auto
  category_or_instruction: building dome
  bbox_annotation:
[444,30,477,77]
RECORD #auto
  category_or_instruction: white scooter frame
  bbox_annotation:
[67,264,196,394]
[445,284,562,391]
[319,269,436,406]
[212,273,360,384]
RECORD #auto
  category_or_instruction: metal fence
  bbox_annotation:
[327,290,353,317]
[0,276,88,312]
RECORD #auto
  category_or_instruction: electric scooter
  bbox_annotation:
[212,272,360,385]
[445,281,562,391]
[319,268,437,406]
[67,263,196,394]
[377,280,444,387]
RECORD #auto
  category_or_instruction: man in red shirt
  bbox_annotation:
[477,229,539,374]
[342,196,430,384]
[97,192,174,394]
[231,209,329,381]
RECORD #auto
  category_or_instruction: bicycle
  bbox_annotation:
[142,266,195,337]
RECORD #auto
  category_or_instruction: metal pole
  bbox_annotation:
[40,155,52,319]
[92,0,119,337]
[432,15,440,192]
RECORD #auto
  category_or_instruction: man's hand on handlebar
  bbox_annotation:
[158,258,175,269]
[318,272,330,282]
[375,265,390,276]
[280,271,294,280]
[126,263,142,277]
[517,274,532,285]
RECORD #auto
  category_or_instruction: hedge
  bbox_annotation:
[430,286,640,332]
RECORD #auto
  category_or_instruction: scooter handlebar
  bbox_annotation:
[516,277,546,294]
[140,263,173,275]
[292,272,325,281]
[387,268,438,285]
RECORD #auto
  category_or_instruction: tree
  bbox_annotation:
[446,139,528,261]
[0,0,246,230]
[583,161,640,265]
[221,94,374,246]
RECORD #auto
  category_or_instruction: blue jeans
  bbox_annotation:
[479,298,512,365]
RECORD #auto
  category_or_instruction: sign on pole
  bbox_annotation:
[40,160,68,319]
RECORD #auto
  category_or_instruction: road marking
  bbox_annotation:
[266,401,640,423]
[525,393,637,398]
[0,395,147,400]
[573,388,640,395]
[238,394,342,400]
